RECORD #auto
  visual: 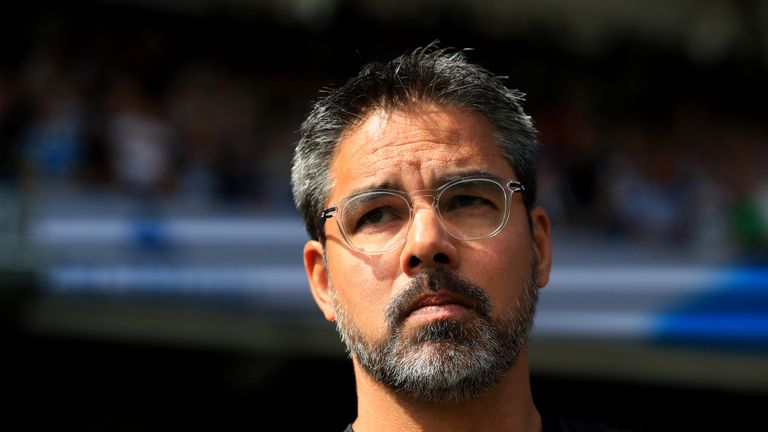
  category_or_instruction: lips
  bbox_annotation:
[384,269,491,327]
[406,292,474,318]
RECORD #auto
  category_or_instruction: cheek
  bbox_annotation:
[461,231,534,310]
[464,228,531,271]
[328,251,396,338]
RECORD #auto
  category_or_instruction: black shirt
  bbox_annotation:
[540,410,632,431]
[342,411,632,431]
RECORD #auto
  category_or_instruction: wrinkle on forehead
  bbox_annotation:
[353,106,476,153]
[332,104,497,187]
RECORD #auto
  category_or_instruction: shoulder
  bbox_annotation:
[541,411,636,432]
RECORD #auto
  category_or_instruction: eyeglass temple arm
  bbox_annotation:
[320,206,337,220]
[508,181,525,193]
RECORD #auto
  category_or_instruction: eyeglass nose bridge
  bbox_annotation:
[403,189,457,240]
[406,188,441,210]
[402,189,449,231]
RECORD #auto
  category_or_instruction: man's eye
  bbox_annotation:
[356,207,397,228]
[446,195,493,211]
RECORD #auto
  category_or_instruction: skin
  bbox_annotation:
[303,103,553,432]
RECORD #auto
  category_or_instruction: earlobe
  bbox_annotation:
[303,240,337,322]
[530,207,552,288]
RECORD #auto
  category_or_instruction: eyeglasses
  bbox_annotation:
[320,176,525,255]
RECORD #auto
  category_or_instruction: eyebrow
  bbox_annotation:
[345,180,402,198]
[344,169,507,198]
[435,169,504,185]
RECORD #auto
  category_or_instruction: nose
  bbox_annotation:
[399,202,459,276]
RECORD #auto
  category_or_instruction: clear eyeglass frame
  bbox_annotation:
[319,176,525,255]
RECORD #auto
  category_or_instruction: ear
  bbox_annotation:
[530,206,552,288]
[303,240,336,322]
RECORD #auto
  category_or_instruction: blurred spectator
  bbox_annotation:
[536,80,606,229]
[0,70,24,183]
[719,126,768,260]
[167,62,266,206]
[20,77,85,183]
[606,131,693,245]
[105,75,176,196]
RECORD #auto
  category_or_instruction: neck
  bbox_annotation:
[351,348,540,432]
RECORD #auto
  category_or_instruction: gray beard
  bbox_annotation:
[330,261,540,404]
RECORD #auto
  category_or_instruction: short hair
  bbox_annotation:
[291,44,540,242]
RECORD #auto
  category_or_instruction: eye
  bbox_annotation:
[445,194,494,212]
[356,206,398,228]
[344,193,409,235]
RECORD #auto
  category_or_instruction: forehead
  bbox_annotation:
[329,104,512,197]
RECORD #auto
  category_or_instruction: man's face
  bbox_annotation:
[303,103,551,403]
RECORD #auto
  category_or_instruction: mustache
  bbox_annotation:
[384,268,491,328]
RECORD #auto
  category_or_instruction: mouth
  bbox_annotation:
[405,293,474,321]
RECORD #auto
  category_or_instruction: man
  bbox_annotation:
[291,45,624,432]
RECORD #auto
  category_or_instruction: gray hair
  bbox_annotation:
[291,44,540,241]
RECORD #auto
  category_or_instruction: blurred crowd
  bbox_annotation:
[0,6,766,259]
[0,39,306,216]
[534,86,768,259]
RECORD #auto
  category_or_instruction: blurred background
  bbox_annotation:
[2,0,767,430]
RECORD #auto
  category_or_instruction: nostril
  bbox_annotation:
[409,256,422,268]
[434,253,449,264]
